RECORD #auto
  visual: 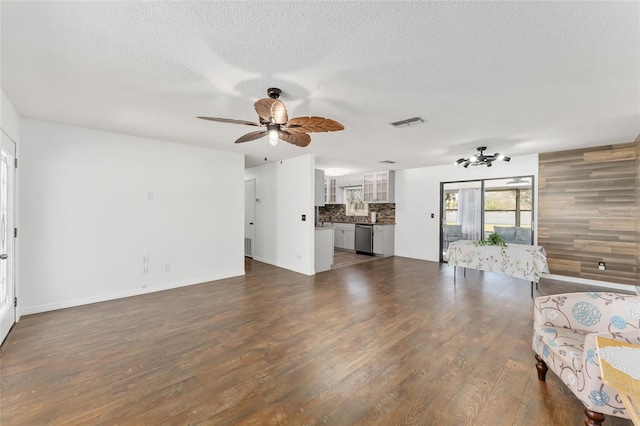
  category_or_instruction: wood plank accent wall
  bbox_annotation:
[538,141,638,286]
[636,134,640,284]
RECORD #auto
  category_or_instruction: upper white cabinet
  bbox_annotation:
[363,171,395,203]
[338,173,363,187]
[324,177,341,204]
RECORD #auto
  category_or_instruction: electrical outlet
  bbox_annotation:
[598,262,606,271]
[141,283,147,288]
[165,264,170,272]
[142,254,149,264]
[142,265,149,275]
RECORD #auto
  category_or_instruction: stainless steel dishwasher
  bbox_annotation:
[355,223,374,255]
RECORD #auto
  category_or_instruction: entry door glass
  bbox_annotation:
[441,176,534,262]
[0,133,16,344]
[484,177,533,241]
[442,181,482,260]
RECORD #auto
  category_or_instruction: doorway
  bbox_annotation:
[0,131,16,344]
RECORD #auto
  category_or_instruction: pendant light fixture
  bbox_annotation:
[455,146,510,168]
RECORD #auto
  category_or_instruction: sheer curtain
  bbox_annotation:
[457,188,482,241]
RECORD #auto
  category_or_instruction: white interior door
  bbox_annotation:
[0,132,16,344]
[244,179,255,257]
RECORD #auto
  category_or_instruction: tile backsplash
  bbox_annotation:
[319,203,395,224]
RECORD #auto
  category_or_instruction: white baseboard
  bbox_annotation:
[19,270,246,316]
[250,256,314,276]
[544,273,638,293]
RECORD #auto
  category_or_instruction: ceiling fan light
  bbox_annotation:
[456,146,510,168]
[268,129,279,146]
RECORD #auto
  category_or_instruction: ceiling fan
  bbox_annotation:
[455,146,511,168]
[197,88,344,147]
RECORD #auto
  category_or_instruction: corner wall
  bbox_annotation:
[244,154,315,275]
[538,142,638,286]
[19,120,245,314]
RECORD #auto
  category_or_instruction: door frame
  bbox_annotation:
[440,175,535,263]
[0,130,16,344]
[244,179,255,258]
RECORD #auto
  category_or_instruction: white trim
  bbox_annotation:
[544,273,637,293]
[18,270,245,316]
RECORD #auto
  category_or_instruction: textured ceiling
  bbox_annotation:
[1,1,639,173]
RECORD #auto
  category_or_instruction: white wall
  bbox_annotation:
[19,120,245,314]
[1,90,21,143]
[245,154,315,275]
[395,154,539,262]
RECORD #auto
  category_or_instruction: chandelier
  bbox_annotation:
[455,146,510,168]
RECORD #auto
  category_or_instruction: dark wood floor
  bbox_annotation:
[331,249,379,269]
[1,257,634,425]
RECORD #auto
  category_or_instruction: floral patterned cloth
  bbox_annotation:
[447,240,549,283]
[533,292,640,420]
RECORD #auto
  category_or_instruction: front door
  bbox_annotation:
[0,132,16,344]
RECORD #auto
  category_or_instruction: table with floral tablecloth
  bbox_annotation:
[447,240,550,288]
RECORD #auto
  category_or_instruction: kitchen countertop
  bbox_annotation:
[320,221,396,225]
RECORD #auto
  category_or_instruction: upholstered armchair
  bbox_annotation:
[533,292,640,425]
[443,224,467,244]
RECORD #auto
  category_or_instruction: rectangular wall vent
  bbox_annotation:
[390,116,425,128]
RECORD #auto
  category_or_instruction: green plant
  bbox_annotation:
[476,232,507,247]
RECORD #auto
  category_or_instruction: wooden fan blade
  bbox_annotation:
[279,130,311,147]
[197,116,262,126]
[235,130,268,144]
[254,98,288,124]
[285,116,344,133]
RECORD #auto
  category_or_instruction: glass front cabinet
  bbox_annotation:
[363,171,394,203]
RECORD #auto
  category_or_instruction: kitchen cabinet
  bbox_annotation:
[315,228,334,273]
[333,223,355,251]
[324,177,341,204]
[315,169,325,206]
[363,171,395,203]
[338,173,363,187]
[373,224,395,256]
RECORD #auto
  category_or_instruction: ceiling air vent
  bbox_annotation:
[390,116,425,128]
[380,160,396,164]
